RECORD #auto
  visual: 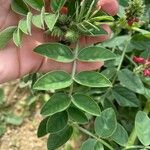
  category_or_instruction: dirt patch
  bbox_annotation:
[0,115,47,150]
[0,81,82,150]
[0,81,47,150]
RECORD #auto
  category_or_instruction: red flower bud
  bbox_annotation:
[133,56,145,64]
[143,69,150,77]
[127,17,139,26]
[60,7,68,14]
[127,20,133,26]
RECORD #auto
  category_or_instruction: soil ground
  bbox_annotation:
[0,81,47,150]
[0,80,81,150]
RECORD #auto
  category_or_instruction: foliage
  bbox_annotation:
[0,0,150,150]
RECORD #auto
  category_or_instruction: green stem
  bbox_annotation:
[117,38,131,72]
[126,100,150,147]
[69,42,79,96]
[101,38,131,101]
[75,125,114,150]
[124,145,150,150]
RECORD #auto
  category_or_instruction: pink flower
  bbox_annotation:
[143,69,150,77]
[133,56,145,64]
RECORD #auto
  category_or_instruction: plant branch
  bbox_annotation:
[69,41,79,96]
[124,145,150,150]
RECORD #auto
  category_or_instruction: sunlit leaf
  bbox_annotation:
[78,46,116,61]
[44,13,59,31]
[33,71,72,90]
[72,94,101,116]
[41,93,71,116]
[34,43,74,62]
[74,71,112,88]
[13,28,23,46]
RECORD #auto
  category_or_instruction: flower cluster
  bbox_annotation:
[125,0,145,26]
[133,56,150,77]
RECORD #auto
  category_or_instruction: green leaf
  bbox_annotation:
[131,34,150,50]
[44,13,59,31]
[112,85,140,107]
[94,108,117,138]
[72,94,101,116]
[0,88,4,105]
[41,93,71,116]
[77,22,107,36]
[47,126,73,150]
[0,26,17,49]
[110,123,128,146]
[46,111,68,133]
[31,6,45,29]
[101,67,117,79]
[68,107,88,124]
[101,35,129,48]
[5,114,23,125]
[13,28,23,46]
[81,139,96,150]
[135,111,150,146]
[37,117,49,138]
[81,138,104,150]
[94,142,104,150]
[11,0,29,16]
[50,0,66,12]
[118,69,145,94]
[26,12,33,35]
[32,15,43,29]
[74,71,112,88]
[143,76,150,86]
[90,16,114,22]
[18,19,28,34]
[34,43,74,63]
[23,0,44,11]
[33,71,72,90]
[78,46,116,62]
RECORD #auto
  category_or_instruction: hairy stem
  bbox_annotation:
[69,42,79,96]
[101,37,131,101]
